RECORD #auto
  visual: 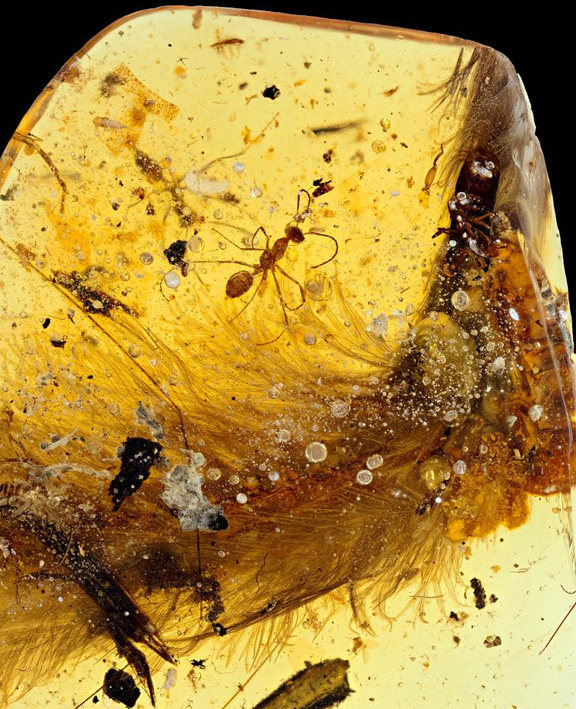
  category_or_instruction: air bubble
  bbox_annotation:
[189,235,204,253]
[278,429,291,442]
[356,469,373,485]
[305,442,327,463]
[366,454,383,470]
[453,460,467,476]
[207,468,221,481]
[451,290,470,311]
[164,272,180,288]
[304,333,317,345]
[236,493,248,504]
[268,471,280,481]
[140,252,154,265]
[330,400,350,418]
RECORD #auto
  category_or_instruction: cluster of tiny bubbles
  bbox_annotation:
[451,290,470,311]
[236,493,248,504]
[366,454,384,470]
[189,235,204,253]
[268,470,280,481]
[330,399,351,418]
[278,429,291,443]
[356,469,373,485]
[140,252,154,265]
[233,162,245,174]
[452,459,467,476]
[206,468,222,481]
[305,442,328,463]
[164,272,180,288]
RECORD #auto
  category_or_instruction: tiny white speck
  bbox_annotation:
[268,471,280,481]
[509,307,520,321]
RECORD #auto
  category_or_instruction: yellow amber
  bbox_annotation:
[0,7,574,708]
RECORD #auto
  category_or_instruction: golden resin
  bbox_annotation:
[0,7,574,708]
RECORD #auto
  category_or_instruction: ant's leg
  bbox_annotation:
[271,269,293,325]
[230,273,267,323]
[252,226,270,249]
[276,265,306,309]
[295,189,311,220]
[211,228,264,252]
[307,231,339,268]
[191,259,255,268]
[431,227,456,239]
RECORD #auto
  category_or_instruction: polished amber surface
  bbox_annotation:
[0,7,574,708]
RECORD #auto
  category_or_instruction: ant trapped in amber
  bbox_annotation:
[193,190,338,332]
[432,148,501,271]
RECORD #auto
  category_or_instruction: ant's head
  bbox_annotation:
[285,224,305,243]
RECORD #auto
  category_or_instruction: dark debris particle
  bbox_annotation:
[50,335,67,348]
[93,697,99,703]
[100,72,125,98]
[262,84,281,100]
[191,658,206,669]
[109,437,163,511]
[470,577,487,610]
[54,271,133,317]
[453,635,461,645]
[213,622,227,636]
[135,149,164,181]
[163,240,188,266]
[449,611,460,621]
[42,318,50,329]
[489,593,498,604]
[103,668,140,708]
[312,178,334,198]
[483,635,502,648]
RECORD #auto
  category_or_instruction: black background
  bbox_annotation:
[0,4,571,294]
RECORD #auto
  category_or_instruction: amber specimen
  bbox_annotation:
[0,7,574,709]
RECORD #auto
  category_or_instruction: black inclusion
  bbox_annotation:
[103,669,141,708]
[109,437,162,511]
[163,239,187,265]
